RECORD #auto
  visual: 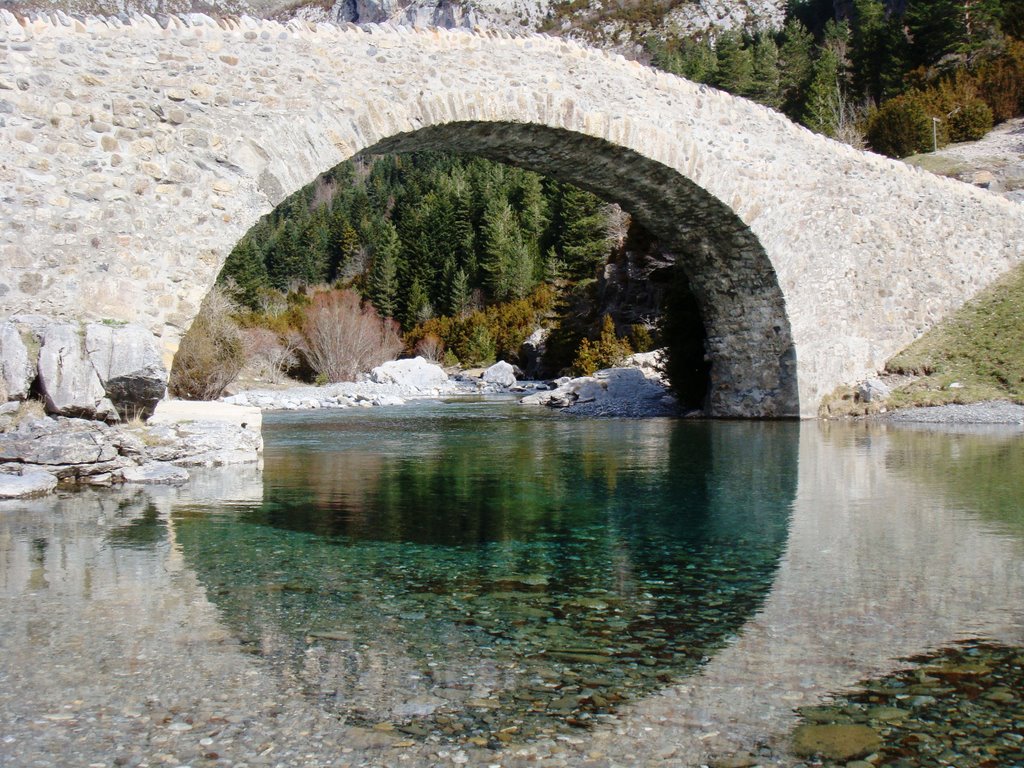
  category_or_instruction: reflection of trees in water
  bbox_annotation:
[174,412,798,741]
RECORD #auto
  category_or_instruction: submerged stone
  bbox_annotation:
[792,724,881,761]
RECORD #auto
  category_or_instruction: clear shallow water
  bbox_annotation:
[174,402,797,741]
[1,405,1023,766]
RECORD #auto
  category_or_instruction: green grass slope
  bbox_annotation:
[886,262,1024,406]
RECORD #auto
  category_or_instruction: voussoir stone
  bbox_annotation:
[85,322,168,420]
[37,323,108,419]
[0,321,34,400]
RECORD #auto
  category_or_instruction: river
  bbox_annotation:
[1,400,1022,766]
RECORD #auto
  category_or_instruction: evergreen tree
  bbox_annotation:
[367,221,400,319]
[778,19,816,118]
[448,267,471,317]
[750,32,782,107]
[556,185,609,281]
[219,239,269,310]
[802,47,842,136]
[712,31,754,94]
[327,207,361,283]
[480,196,532,301]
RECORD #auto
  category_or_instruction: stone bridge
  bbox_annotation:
[1,12,1022,417]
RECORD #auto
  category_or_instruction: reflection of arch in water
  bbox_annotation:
[172,409,798,740]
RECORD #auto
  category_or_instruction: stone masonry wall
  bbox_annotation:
[1,11,1022,416]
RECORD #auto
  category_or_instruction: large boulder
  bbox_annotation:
[37,323,110,419]
[0,321,35,400]
[482,360,517,387]
[369,357,449,391]
[85,323,168,420]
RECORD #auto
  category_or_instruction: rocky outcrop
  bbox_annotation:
[518,328,549,379]
[85,323,168,420]
[0,400,262,495]
[2,317,169,422]
[0,322,34,401]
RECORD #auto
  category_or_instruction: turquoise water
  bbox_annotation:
[172,401,798,742]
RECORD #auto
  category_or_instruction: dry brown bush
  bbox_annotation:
[302,289,403,382]
[168,285,246,400]
[414,333,445,363]
[242,327,301,383]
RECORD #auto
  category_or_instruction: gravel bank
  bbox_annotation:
[883,400,1024,425]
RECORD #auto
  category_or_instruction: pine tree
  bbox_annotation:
[367,221,400,319]
[448,267,471,317]
[712,31,754,94]
[219,238,269,310]
[556,185,609,281]
[778,19,816,119]
[480,196,531,301]
[803,48,842,136]
[749,32,782,107]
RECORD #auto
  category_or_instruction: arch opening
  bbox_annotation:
[363,122,799,417]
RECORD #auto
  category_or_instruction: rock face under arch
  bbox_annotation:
[1,12,1022,416]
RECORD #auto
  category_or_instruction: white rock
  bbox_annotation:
[0,322,34,400]
[37,323,107,418]
[373,394,405,406]
[122,461,189,484]
[85,323,168,420]
[857,378,892,402]
[0,467,58,498]
[369,357,449,391]
[482,360,517,387]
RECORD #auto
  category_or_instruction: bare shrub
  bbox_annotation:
[414,333,445,363]
[302,289,403,383]
[242,327,301,383]
[169,285,245,400]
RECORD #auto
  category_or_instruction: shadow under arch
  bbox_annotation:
[361,122,800,418]
[170,406,799,742]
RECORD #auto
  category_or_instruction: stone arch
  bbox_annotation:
[367,122,798,417]
[3,15,1023,418]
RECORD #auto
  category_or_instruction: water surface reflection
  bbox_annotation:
[0,410,1021,766]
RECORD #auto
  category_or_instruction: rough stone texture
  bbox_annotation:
[0,322,34,401]
[0,465,58,498]
[0,15,1022,416]
[369,357,449,390]
[37,323,110,418]
[482,360,516,386]
[85,322,168,419]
